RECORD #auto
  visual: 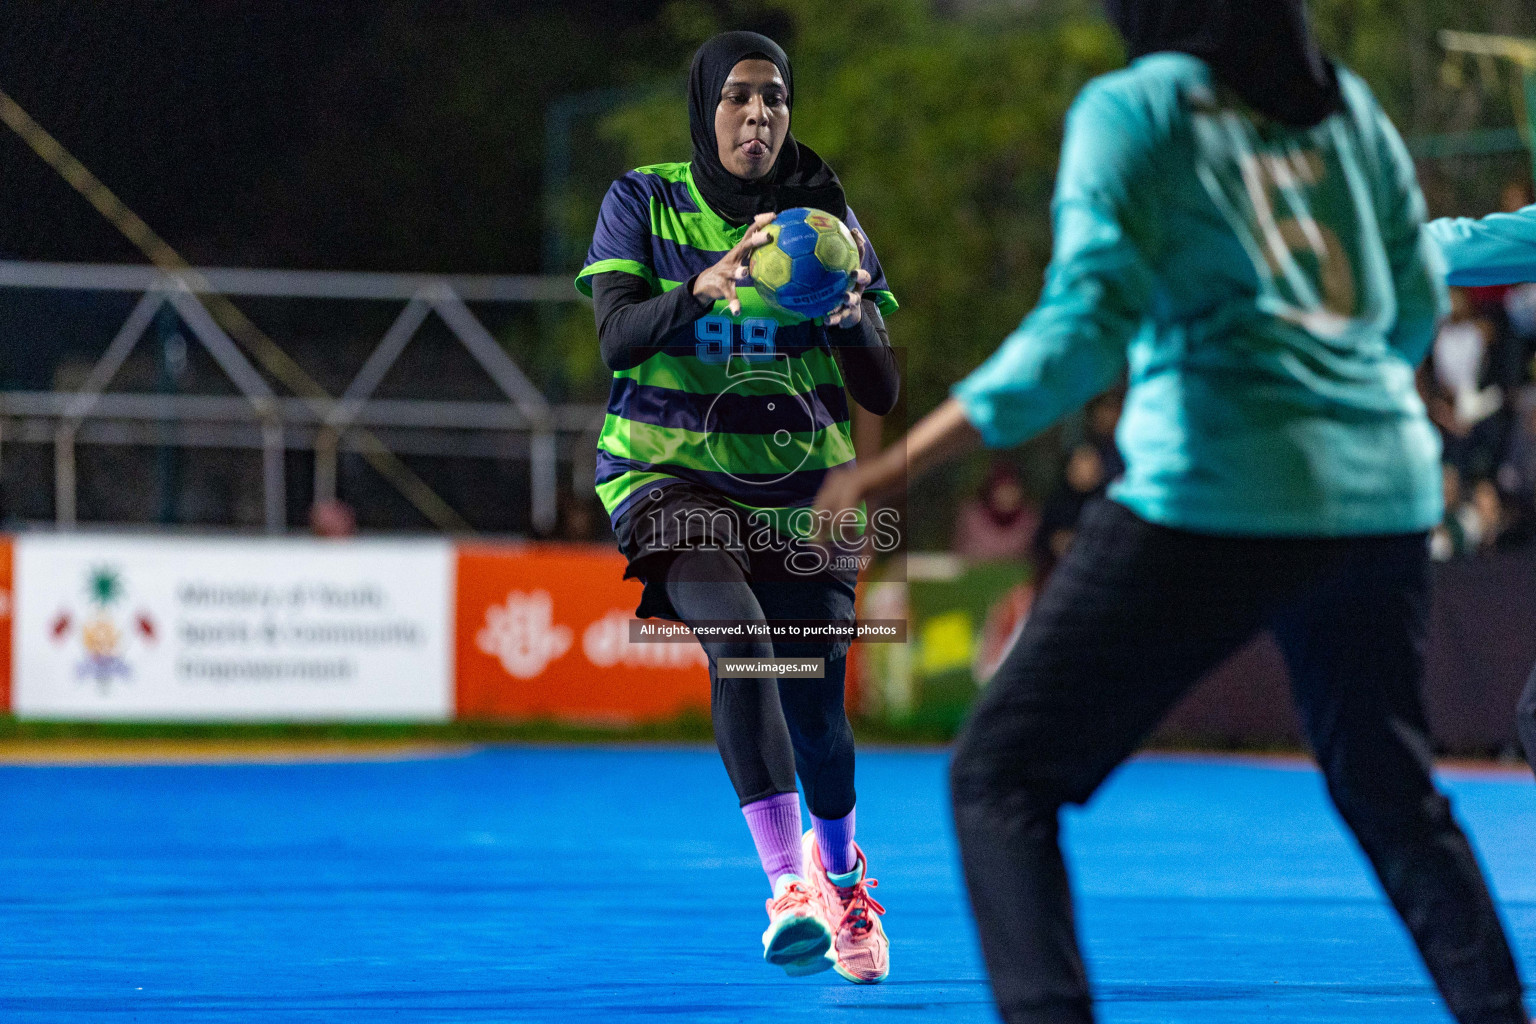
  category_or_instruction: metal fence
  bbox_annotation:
[0,261,601,535]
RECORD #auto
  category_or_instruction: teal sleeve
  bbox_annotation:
[1370,100,1449,366]
[950,83,1147,448]
[1426,205,1536,287]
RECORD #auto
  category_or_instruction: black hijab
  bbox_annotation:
[687,31,846,226]
[1103,0,1342,128]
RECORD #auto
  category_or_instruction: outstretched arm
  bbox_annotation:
[1426,205,1536,287]
[812,397,980,524]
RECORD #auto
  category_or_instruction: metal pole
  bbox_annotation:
[314,427,339,505]
[570,433,594,495]
[156,304,182,524]
[55,424,76,528]
[262,416,285,534]
[531,428,557,536]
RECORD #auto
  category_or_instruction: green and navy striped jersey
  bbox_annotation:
[577,161,897,527]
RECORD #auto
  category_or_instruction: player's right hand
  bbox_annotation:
[693,212,775,315]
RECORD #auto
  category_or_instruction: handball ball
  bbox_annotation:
[749,207,860,319]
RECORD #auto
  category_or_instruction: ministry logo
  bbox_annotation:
[476,590,573,680]
[49,565,158,691]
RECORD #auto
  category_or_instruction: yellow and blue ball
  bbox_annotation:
[749,207,860,319]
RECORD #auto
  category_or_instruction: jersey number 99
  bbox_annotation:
[695,316,778,364]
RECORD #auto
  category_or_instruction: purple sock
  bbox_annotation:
[741,793,803,889]
[811,807,856,876]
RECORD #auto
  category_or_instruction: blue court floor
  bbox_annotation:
[0,747,1531,1023]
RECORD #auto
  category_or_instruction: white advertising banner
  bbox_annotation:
[13,535,453,720]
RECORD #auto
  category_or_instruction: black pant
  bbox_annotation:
[666,547,857,819]
[950,499,1527,1024]
[1519,663,1536,780]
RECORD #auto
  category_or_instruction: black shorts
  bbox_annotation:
[611,481,861,657]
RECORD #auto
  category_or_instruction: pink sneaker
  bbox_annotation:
[802,831,889,983]
[761,875,834,976]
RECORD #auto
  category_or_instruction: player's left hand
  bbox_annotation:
[810,465,868,541]
[826,228,872,328]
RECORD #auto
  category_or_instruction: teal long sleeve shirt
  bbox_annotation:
[952,54,1448,536]
[1426,205,1536,286]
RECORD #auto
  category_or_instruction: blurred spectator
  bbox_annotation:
[1497,184,1536,376]
[309,498,357,538]
[1504,282,1536,349]
[953,461,1039,561]
[558,493,598,542]
[1430,289,1509,479]
[1429,404,1536,558]
[1469,479,1507,553]
[1430,463,1477,561]
[1459,476,1536,554]
[1031,443,1107,584]
[1496,387,1536,499]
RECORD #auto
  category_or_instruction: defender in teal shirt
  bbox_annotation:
[813,2,1527,1021]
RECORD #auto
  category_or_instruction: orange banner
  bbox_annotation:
[454,543,710,723]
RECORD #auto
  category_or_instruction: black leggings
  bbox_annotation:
[950,499,1527,1024]
[664,547,856,819]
